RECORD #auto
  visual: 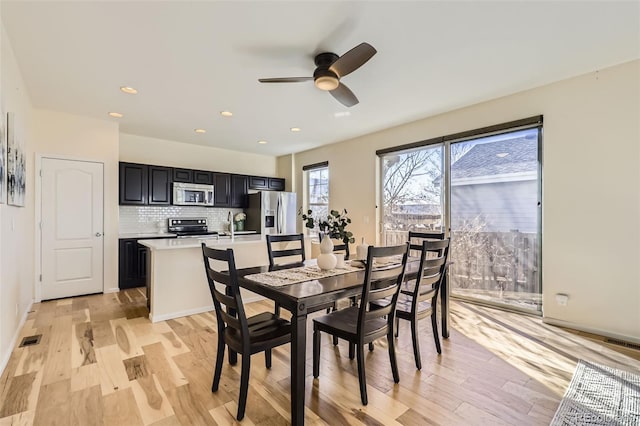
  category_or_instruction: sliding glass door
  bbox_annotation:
[449,128,541,312]
[379,124,542,313]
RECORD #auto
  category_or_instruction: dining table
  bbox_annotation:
[234,258,451,425]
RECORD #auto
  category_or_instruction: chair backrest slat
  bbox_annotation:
[408,231,446,256]
[266,234,305,268]
[411,239,450,311]
[357,244,409,339]
[201,243,250,346]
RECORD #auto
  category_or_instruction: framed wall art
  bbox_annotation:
[7,112,25,207]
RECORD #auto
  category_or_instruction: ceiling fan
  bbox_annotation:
[258,42,377,107]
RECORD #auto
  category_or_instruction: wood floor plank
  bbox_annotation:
[102,388,143,426]
[141,342,188,392]
[129,374,175,425]
[94,345,130,395]
[41,315,72,386]
[70,384,103,426]
[90,320,117,349]
[0,410,35,425]
[0,372,40,418]
[111,317,144,360]
[32,379,70,426]
[71,322,97,368]
[165,384,214,426]
[70,363,101,392]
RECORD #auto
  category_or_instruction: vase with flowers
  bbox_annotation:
[234,212,246,232]
[298,208,355,260]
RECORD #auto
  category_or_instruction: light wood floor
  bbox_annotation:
[1,289,638,425]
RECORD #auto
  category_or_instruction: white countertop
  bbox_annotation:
[119,232,177,239]
[138,234,265,250]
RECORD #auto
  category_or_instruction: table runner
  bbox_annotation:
[244,264,363,287]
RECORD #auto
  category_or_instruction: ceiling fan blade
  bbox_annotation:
[329,42,377,78]
[329,83,359,107]
[258,77,313,83]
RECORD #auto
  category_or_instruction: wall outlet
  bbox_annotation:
[555,293,569,306]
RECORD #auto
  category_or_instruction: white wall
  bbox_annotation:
[120,133,277,177]
[0,23,35,369]
[287,60,640,342]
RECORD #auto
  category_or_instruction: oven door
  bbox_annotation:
[172,183,215,206]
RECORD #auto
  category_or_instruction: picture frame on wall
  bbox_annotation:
[0,107,5,204]
[7,112,25,207]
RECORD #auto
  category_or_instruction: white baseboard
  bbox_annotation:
[0,300,34,377]
[150,305,215,323]
[104,287,120,294]
[543,317,640,345]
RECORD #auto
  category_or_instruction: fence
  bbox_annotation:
[383,229,540,295]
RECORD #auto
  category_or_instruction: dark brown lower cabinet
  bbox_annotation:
[119,237,176,289]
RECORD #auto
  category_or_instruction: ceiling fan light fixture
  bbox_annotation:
[315,75,339,91]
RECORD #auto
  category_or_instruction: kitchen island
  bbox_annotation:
[139,235,272,322]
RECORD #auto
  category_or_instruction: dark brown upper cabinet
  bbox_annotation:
[193,170,213,185]
[147,166,172,205]
[268,178,285,191]
[173,168,193,183]
[249,175,285,191]
[231,174,249,208]
[213,173,231,206]
[119,162,148,205]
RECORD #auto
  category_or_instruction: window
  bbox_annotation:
[304,163,329,236]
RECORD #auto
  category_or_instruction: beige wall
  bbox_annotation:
[120,133,278,177]
[287,60,640,342]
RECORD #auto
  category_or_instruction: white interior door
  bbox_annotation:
[41,158,104,300]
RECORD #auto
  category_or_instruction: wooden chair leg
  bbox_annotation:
[313,329,321,378]
[212,335,225,392]
[356,344,368,405]
[410,319,422,370]
[431,312,442,354]
[265,349,272,369]
[274,302,281,316]
[368,342,374,351]
[394,316,400,338]
[333,336,339,346]
[237,354,251,421]
[388,331,400,383]
[349,342,355,360]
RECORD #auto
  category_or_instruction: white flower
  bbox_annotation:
[234,212,246,221]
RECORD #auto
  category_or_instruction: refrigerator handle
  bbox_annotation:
[276,195,281,234]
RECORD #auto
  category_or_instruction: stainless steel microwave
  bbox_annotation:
[172,182,214,206]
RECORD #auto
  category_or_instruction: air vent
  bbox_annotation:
[606,338,640,351]
[19,334,42,347]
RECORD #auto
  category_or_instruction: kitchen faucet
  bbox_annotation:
[228,211,234,238]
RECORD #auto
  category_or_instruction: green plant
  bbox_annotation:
[298,208,355,245]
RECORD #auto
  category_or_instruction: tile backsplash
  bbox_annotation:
[119,205,244,234]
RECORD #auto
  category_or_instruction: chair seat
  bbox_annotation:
[313,306,389,343]
[225,312,291,354]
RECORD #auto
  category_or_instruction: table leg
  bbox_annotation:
[441,272,449,339]
[291,309,307,425]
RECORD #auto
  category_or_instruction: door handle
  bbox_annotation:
[95,232,102,237]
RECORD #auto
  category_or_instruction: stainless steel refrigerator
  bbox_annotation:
[246,191,297,235]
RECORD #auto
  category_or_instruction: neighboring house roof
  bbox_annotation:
[451,136,538,182]
[392,202,441,215]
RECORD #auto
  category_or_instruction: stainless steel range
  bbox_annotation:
[167,218,219,238]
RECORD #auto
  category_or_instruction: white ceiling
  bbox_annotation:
[2,1,638,157]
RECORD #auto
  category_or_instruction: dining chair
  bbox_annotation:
[266,233,336,315]
[370,238,450,370]
[201,243,291,421]
[408,230,445,256]
[312,243,409,405]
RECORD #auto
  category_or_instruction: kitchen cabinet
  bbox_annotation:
[119,162,148,205]
[213,173,231,206]
[231,174,249,208]
[249,175,285,191]
[173,168,193,183]
[148,166,172,205]
[119,162,172,206]
[119,239,148,289]
[194,170,213,185]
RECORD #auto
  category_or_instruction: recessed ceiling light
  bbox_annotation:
[290,127,301,132]
[194,129,207,134]
[258,140,268,145]
[120,86,138,95]
[220,111,233,117]
[108,112,123,118]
